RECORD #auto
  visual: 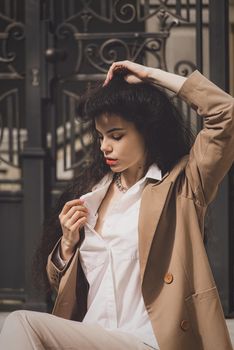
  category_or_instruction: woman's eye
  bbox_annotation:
[112,134,123,141]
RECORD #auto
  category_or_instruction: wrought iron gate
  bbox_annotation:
[0,0,233,316]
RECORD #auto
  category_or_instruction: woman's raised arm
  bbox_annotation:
[103,60,187,93]
[105,60,234,206]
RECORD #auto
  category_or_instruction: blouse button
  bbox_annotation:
[164,272,174,284]
[180,319,190,331]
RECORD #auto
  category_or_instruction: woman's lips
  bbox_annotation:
[105,158,117,165]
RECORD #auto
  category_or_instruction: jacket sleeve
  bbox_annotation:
[46,239,75,292]
[178,70,234,206]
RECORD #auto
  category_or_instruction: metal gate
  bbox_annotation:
[0,0,233,315]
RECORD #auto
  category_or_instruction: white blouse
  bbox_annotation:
[78,164,161,349]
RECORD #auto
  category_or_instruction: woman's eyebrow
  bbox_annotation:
[106,127,125,134]
[96,127,125,134]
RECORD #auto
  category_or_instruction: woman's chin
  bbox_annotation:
[110,165,123,172]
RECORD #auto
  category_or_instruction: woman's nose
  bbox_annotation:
[100,138,112,153]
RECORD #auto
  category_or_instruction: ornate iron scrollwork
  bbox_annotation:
[114,1,137,23]
[174,60,197,77]
[0,19,25,78]
[63,0,191,27]
[46,0,197,178]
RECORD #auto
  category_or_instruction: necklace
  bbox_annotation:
[115,173,128,193]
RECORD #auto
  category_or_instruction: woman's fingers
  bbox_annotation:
[70,216,87,232]
[62,208,88,229]
[62,205,88,220]
[59,201,88,224]
[60,199,85,216]
[103,60,150,86]
[104,61,130,85]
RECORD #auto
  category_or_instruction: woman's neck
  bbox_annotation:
[120,165,146,189]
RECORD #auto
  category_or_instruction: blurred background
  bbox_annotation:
[0,0,234,322]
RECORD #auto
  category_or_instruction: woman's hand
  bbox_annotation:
[59,199,88,260]
[103,60,153,86]
[103,60,187,94]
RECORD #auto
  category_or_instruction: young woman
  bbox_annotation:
[0,61,233,350]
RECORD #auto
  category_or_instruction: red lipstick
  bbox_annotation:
[106,158,117,166]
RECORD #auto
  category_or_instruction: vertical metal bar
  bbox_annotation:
[70,96,75,166]
[16,91,20,167]
[7,95,13,163]
[195,0,203,133]
[50,104,57,183]
[62,93,67,171]
[186,0,190,23]
[12,92,16,163]
[175,0,181,17]
[207,0,231,316]
[209,0,229,91]
[22,0,47,311]
[195,0,203,72]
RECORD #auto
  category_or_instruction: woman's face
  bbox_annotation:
[95,113,146,174]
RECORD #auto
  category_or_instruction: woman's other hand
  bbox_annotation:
[59,199,88,260]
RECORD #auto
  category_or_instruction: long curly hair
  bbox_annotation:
[33,74,194,294]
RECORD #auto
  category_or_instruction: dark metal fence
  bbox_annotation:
[0,0,233,316]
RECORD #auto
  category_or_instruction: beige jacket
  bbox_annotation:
[47,71,234,350]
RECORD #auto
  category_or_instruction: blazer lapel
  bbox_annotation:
[138,181,172,282]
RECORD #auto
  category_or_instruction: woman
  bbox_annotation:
[0,61,233,350]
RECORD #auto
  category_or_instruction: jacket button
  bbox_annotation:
[164,272,173,284]
[180,320,189,331]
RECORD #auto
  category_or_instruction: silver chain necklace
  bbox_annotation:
[114,173,128,193]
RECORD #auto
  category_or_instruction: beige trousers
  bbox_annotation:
[0,310,154,350]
